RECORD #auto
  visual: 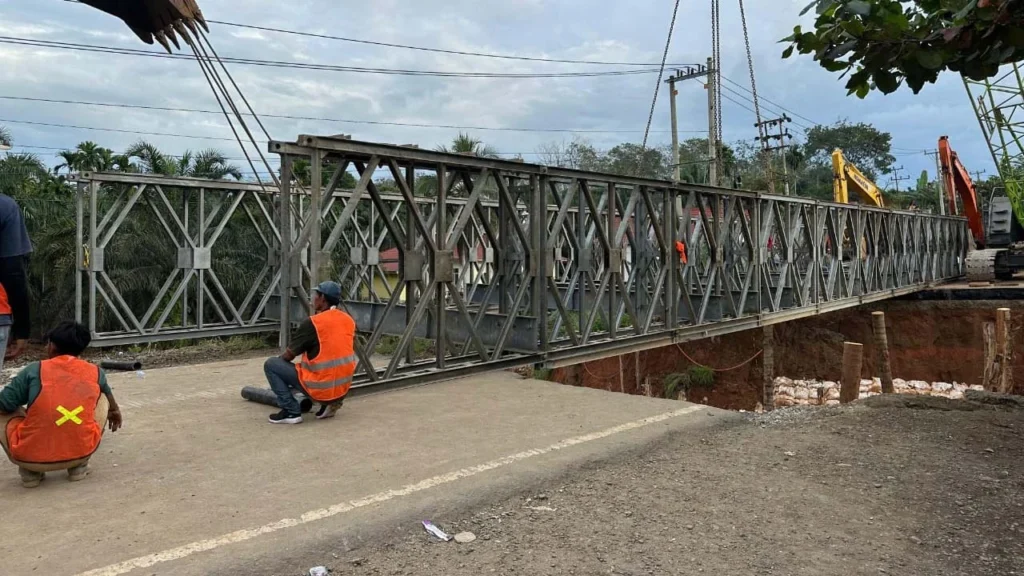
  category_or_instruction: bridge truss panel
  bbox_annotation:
[268,136,968,392]
[73,173,282,346]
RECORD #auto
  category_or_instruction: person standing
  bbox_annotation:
[262,281,357,424]
[0,192,32,371]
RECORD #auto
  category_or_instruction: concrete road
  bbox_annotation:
[0,358,724,576]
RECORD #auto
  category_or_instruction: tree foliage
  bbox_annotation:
[0,127,253,339]
[782,0,1024,97]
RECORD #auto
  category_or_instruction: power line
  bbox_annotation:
[7,143,644,159]
[719,85,814,132]
[0,95,698,135]
[206,20,700,68]
[0,36,663,79]
[59,0,698,67]
[0,118,264,144]
[720,93,757,116]
[720,76,821,127]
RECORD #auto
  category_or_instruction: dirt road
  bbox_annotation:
[321,395,1024,576]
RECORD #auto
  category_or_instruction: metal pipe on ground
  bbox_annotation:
[100,360,143,372]
[240,386,314,413]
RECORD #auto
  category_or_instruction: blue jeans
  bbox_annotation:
[0,325,8,379]
[264,357,304,415]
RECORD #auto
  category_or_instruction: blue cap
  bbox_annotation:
[315,280,342,302]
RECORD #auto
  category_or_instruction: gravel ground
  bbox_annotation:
[309,394,1024,576]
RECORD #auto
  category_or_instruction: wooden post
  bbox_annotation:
[871,312,895,394]
[763,325,775,411]
[841,342,864,403]
[983,321,997,391]
[997,308,1013,393]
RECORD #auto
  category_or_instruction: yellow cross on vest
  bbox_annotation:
[56,405,84,426]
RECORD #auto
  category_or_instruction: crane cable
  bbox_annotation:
[737,0,773,190]
[636,0,683,176]
[711,0,724,182]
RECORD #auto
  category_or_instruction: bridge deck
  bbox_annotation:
[0,358,719,576]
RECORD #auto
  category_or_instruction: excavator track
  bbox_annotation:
[966,249,1001,282]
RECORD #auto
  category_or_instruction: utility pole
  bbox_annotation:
[889,166,908,193]
[666,63,711,184]
[972,169,987,183]
[933,151,946,215]
[755,115,794,194]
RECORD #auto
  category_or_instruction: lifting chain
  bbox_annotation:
[711,0,724,182]
[637,0,682,176]
[737,0,774,192]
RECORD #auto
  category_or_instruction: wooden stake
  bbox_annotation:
[841,342,864,404]
[762,325,775,411]
[871,312,895,394]
[983,321,997,391]
[997,308,1013,393]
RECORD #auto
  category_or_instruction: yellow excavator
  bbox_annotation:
[832,149,885,208]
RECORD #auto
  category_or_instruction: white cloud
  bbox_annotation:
[0,0,998,181]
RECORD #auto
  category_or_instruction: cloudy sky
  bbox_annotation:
[0,0,996,186]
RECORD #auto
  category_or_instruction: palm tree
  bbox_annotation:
[127,141,241,180]
[182,149,242,180]
[55,141,134,174]
[0,125,11,150]
[436,133,499,158]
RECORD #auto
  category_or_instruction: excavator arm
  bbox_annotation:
[938,136,986,248]
[76,0,208,53]
[832,149,885,208]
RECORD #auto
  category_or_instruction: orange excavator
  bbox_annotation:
[938,136,1024,281]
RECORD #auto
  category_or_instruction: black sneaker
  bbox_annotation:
[315,399,344,420]
[268,410,302,425]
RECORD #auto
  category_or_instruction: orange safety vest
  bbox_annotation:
[0,282,9,315]
[296,308,358,402]
[674,240,688,265]
[8,356,103,464]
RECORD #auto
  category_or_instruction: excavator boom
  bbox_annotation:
[938,136,986,248]
[832,149,885,208]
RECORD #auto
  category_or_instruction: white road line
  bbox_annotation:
[75,404,705,576]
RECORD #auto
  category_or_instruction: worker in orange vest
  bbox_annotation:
[263,281,357,424]
[0,321,123,488]
[675,240,688,265]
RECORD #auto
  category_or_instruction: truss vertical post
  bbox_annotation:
[532,174,547,351]
[198,187,206,330]
[607,183,618,339]
[278,154,294,350]
[436,163,447,368]
[75,181,85,325]
[405,163,418,366]
[664,188,678,329]
[309,149,323,292]
[87,179,99,334]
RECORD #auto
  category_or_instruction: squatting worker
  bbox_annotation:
[0,192,33,370]
[0,321,123,488]
[263,280,357,425]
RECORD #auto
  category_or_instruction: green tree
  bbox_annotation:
[782,0,1024,97]
[803,121,895,179]
[437,133,499,158]
[55,141,133,174]
[601,143,670,179]
[127,141,242,180]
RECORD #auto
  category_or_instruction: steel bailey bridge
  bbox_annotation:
[73,136,969,391]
